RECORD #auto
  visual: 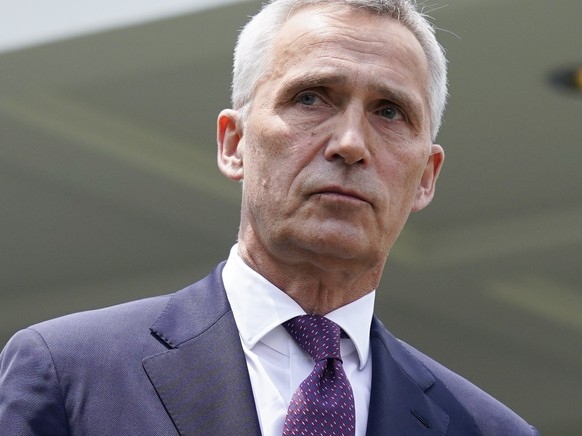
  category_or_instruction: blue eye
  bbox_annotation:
[297,93,318,106]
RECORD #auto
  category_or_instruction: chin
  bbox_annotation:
[300,234,376,262]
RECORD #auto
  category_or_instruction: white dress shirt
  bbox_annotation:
[222,244,375,436]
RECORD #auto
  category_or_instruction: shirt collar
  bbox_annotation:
[222,244,375,369]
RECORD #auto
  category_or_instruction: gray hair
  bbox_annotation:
[231,0,448,140]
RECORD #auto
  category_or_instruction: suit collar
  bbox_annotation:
[149,261,229,347]
[370,317,436,391]
[366,317,449,436]
[142,263,451,435]
[143,263,261,436]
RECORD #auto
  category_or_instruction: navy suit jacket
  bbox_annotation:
[0,263,538,435]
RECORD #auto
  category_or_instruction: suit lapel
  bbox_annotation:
[142,264,261,436]
[141,264,454,435]
[366,317,449,436]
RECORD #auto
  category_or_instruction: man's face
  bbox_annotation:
[219,5,443,273]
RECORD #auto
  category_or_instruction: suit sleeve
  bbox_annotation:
[0,328,69,435]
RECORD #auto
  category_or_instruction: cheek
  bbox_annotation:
[265,126,319,186]
[378,148,429,206]
[243,131,296,201]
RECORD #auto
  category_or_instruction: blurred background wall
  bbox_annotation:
[1,1,581,433]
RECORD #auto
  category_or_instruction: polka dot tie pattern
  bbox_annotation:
[282,315,356,436]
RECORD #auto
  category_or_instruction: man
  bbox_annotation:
[0,0,538,434]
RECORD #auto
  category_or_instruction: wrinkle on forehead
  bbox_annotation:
[272,5,428,82]
[284,3,418,49]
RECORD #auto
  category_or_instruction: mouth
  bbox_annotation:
[312,186,372,205]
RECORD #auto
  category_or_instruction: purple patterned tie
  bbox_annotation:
[282,315,356,435]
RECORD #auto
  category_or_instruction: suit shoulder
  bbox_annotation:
[6,293,175,365]
[30,293,172,336]
[399,340,538,435]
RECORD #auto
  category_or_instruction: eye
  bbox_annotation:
[296,92,320,106]
[378,105,404,121]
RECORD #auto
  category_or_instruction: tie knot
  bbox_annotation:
[283,315,341,362]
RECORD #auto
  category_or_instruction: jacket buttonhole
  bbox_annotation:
[411,409,431,429]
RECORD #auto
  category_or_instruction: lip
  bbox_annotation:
[312,186,371,205]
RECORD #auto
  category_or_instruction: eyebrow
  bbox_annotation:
[278,69,426,125]
[277,71,348,97]
[369,78,425,117]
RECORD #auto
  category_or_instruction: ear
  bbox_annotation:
[411,144,444,212]
[217,109,244,181]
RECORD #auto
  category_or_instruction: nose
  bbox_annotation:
[324,105,371,166]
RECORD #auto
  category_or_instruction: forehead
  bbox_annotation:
[264,4,429,103]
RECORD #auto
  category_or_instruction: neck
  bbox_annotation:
[237,240,384,315]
